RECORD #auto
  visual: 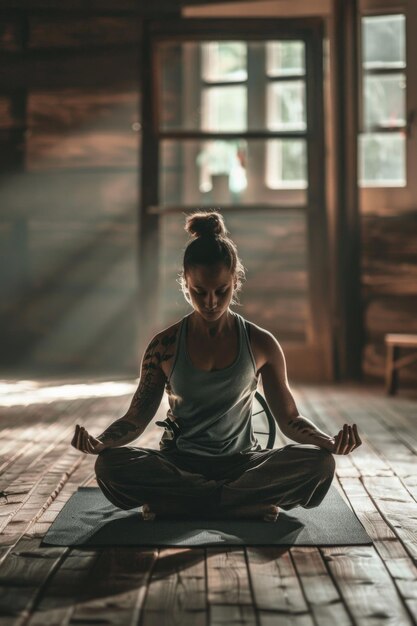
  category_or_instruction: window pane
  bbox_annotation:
[364,73,406,128]
[161,139,248,204]
[266,140,307,189]
[202,86,247,132]
[266,41,305,77]
[202,42,247,82]
[362,14,405,69]
[359,132,406,186]
[160,139,307,205]
[158,41,248,131]
[267,80,306,131]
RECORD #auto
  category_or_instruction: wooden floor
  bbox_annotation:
[1,379,417,626]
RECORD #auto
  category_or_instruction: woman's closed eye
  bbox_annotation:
[195,289,228,296]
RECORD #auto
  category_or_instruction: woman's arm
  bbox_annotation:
[258,332,361,454]
[71,333,170,453]
[96,339,166,448]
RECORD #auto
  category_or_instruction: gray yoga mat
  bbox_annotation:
[42,486,372,547]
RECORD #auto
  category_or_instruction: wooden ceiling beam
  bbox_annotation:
[0,48,140,90]
[0,0,180,15]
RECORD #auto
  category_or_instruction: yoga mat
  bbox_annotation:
[42,486,372,547]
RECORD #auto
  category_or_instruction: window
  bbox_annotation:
[359,13,407,187]
[157,39,310,206]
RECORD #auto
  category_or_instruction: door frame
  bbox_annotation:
[138,17,333,381]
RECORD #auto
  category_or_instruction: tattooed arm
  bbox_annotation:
[258,331,362,455]
[71,329,177,454]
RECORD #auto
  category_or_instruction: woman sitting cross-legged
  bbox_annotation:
[71,209,362,522]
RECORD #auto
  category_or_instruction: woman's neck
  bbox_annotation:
[189,309,235,339]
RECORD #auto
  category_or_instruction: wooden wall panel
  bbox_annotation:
[0,15,142,376]
[0,209,141,374]
[1,220,140,373]
[0,129,25,172]
[361,216,417,264]
[0,92,27,134]
[26,89,140,169]
[28,220,138,291]
[364,297,417,339]
[0,222,15,309]
[0,20,22,51]
[0,171,139,219]
[0,49,140,90]
[27,131,138,170]
[8,289,139,372]
[0,95,26,178]
[29,17,140,48]
[361,215,417,384]
[0,96,18,127]
[243,296,309,339]
[362,260,417,297]
[27,89,139,131]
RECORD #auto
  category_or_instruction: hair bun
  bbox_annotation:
[185,210,228,239]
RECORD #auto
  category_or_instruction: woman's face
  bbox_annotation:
[185,263,236,321]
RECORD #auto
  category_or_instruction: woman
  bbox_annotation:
[71,210,362,522]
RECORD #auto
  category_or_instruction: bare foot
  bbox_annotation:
[140,502,279,522]
[141,503,156,521]
[223,503,280,522]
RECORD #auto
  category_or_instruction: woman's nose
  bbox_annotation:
[205,293,217,309]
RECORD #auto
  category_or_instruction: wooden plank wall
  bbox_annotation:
[361,212,417,385]
[0,14,142,375]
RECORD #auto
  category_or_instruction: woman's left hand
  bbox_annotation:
[330,423,362,455]
[71,424,106,455]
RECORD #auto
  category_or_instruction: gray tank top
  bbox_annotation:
[156,311,262,456]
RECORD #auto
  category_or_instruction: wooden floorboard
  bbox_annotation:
[0,380,416,626]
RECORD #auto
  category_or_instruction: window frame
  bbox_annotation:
[359,0,417,213]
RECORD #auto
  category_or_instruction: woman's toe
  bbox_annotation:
[263,505,279,522]
[141,503,156,521]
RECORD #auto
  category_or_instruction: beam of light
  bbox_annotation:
[1,88,145,375]
[0,380,137,407]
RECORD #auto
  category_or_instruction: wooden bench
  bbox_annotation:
[385,334,417,395]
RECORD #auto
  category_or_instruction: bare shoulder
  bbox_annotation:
[154,319,182,345]
[245,320,285,374]
[246,319,282,352]
[145,319,182,380]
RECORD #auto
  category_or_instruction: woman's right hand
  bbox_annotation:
[71,424,106,455]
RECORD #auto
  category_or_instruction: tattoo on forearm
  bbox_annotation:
[287,416,316,435]
[98,419,138,444]
[286,415,332,444]
[97,329,178,446]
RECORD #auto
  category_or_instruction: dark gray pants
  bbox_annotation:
[95,444,336,516]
